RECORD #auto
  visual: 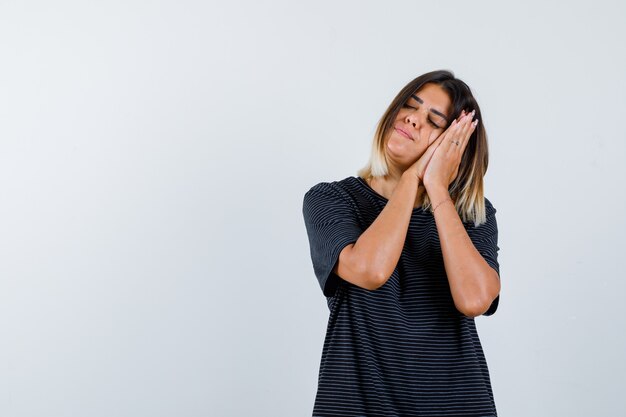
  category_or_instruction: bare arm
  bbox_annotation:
[333,172,419,290]
[428,186,501,317]
[418,109,499,317]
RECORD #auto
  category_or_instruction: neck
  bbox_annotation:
[385,163,404,184]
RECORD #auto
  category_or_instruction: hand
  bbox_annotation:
[422,109,478,191]
[404,128,448,182]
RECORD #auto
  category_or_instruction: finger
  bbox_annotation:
[457,114,474,142]
[430,119,456,148]
[457,118,477,155]
[456,109,468,123]
[444,117,465,150]
[459,116,473,140]
[427,129,442,146]
[425,133,445,159]
[425,123,455,161]
[431,120,455,145]
[461,119,478,153]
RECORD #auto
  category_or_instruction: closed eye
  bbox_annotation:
[402,104,442,128]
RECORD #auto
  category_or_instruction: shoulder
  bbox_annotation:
[302,177,362,227]
[484,197,497,216]
[304,177,357,203]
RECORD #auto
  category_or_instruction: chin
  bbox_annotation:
[387,141,422,158]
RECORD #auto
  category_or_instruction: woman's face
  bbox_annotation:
[385,83,452,169]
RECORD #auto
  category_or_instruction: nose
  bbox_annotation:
[405,108,426,129]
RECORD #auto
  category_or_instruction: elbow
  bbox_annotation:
[460,286,500,318]
[345,260,386,291]
[343,246,390,291]
[346,251,389,291]
[459,270,501,317]
[366,268,390,291]
[459,292,500,318]
[459,299,491,318]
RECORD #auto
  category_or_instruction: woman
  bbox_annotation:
[302,69,501,416]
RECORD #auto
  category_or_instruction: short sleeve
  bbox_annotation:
[466,198,501,316]
[302,185,363,298]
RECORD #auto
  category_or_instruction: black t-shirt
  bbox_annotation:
[302,176,501,417]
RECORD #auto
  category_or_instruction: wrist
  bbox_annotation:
[402,169,422,185]
[426,184,450,200]
[432,196,454,213]
[401,170,422,188]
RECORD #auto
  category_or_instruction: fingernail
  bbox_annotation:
[471,109,476,116]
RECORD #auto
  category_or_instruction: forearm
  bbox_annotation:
[429,186,500,317]
[353,172,419,286]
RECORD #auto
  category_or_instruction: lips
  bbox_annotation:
[395,127,413,141]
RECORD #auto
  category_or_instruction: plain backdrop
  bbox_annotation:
[1,1,625,416]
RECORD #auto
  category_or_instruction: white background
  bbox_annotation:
[1,1,625,416]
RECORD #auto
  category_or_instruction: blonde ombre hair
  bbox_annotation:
[357,69,492,227]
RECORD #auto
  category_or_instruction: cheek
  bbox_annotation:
[428,129,443,145]
[416,142,430,156]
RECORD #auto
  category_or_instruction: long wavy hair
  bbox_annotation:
[357,69,491,227]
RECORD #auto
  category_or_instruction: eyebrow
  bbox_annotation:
[410,94,450,124]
